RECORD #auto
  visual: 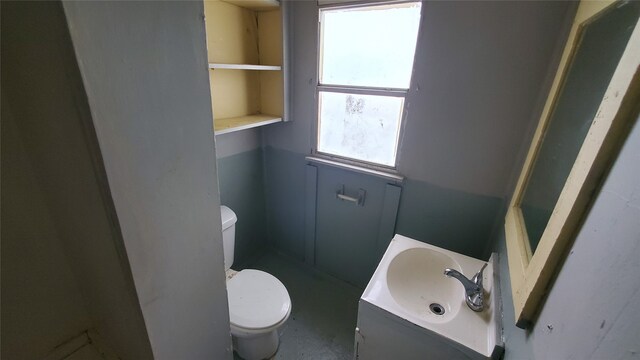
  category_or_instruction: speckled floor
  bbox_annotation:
[234,251,362,360]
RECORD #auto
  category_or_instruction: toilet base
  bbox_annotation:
[232,330,279,360]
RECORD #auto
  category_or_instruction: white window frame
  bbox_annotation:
[312,0,422,171]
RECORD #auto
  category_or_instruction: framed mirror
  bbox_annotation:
[505,0,640,328]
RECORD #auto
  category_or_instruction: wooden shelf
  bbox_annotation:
[214,114,282,135]
[222,0,279,11]
[205,0,285,129]
[209,63,281,71]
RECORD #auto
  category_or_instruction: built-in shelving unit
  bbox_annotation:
[204,0,286,135]
[209,63,282,71]
[223,0,279,10]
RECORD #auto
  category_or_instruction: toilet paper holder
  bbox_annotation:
[336,185,366,206]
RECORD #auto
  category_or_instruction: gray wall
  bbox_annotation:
[1,2,153,358]
[215,129,269,267]
[215,128,262,159]
[261,1,574,280]
[498,114,640,360]
[1,93,93,360]
[62,2,232,358]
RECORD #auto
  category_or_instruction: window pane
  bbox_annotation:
[317,91,403,166]
[319,3,421,89]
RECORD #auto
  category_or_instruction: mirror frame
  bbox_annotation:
[505,0,640,328]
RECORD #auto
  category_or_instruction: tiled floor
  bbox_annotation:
[234,251,362,360]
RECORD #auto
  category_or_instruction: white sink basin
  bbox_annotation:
[361,234,502,359]
[387,247,465,324]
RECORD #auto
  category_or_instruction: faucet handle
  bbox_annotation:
[472,263,488,287]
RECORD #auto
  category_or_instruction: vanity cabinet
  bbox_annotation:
[355,301,489,360]
[204,0,288,135]
[354,235,503,360]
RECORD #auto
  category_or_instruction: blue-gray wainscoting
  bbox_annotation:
[263,146,503,288]
[216,149,268,266]
[396,179,503,259]
[263,146,309,261]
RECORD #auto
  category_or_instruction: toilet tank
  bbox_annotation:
[220,206,237,271]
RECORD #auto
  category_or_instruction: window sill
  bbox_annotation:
[305,155,404,182]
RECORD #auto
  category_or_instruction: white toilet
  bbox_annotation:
[220,206,292,360]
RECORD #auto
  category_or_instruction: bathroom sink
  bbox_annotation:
[386,247,465,324]
[359,234,502,359]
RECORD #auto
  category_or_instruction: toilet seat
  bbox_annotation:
[227,269,291,331]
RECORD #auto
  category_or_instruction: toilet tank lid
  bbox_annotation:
[220,206,237,230]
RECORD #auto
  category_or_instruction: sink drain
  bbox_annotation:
[429,303,445,316]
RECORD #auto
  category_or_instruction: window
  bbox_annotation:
[316,2,422,167]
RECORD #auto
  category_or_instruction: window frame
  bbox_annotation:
[312,0,423,171]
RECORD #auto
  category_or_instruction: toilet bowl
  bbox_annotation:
[221,206,291,360]
[227,269,291,359]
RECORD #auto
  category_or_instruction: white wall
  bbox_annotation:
[62,2,233,358]
[498,114,640,359]
[397,1,574,197]
[264,0,574,197]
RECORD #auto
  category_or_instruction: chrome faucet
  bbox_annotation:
[444,263,487,312]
